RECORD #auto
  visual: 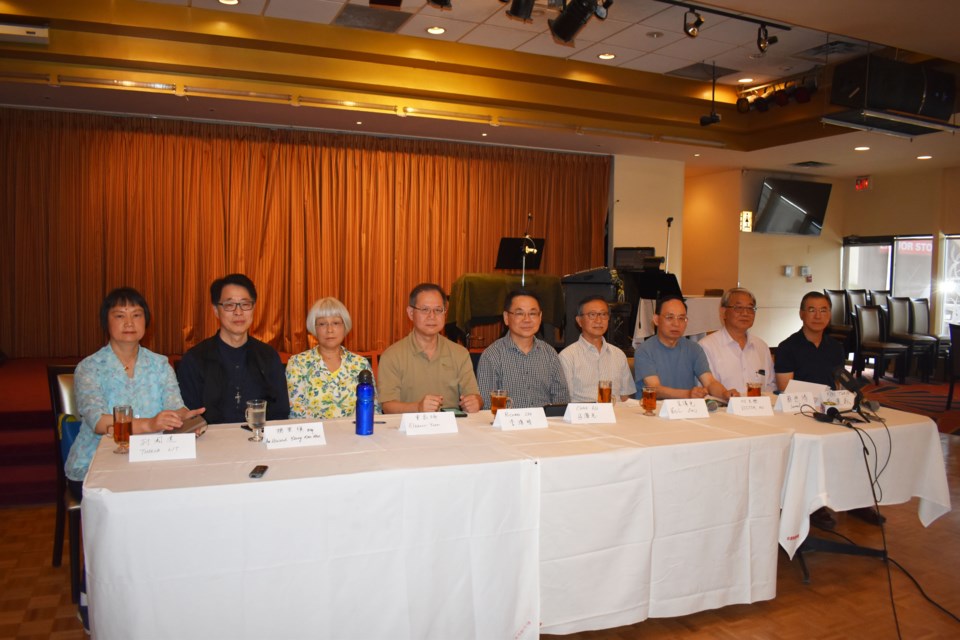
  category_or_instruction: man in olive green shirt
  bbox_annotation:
[378,283,482,414]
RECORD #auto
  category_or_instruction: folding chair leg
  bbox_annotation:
[53,497,65,568]
[68,509,81,604]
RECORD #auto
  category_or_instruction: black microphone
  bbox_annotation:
[666,216,674,228]
[813,410,835,423]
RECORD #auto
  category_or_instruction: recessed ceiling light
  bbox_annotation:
[426,26,445,35]
[646,31,663,39]
[737,78,753,84]
[693,153,701,157]
[356,121,362,125]
[482,132,488,137]
[854,146,870,151]
[917,155,933,160]
[219,0,239,5]
[598,53,615,60]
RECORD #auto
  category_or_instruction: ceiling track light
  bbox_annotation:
[756,24,778,53]
[683,10,704,38]
[699,61,720,126]
[502,0,536,22]
[548,0,612,45]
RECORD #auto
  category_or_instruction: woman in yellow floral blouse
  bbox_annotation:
[286,297,380,419]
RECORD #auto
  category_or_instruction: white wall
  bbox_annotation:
[610,156,685,280]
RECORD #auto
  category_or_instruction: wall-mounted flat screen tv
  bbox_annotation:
[753,178,832,236]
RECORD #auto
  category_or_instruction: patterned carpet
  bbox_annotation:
[863,379,960,434]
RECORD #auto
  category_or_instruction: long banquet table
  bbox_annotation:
[81,403,951,638]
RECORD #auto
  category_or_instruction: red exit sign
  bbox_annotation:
[855,176,871,191]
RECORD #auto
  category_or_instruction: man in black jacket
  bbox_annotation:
[178,273,289,424]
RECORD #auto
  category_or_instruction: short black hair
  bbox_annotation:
[655,295,687,315]
[100,287,151,334]
[210,274,257,305]
[408,283,447,308]
[577,295,609,315]
[504,289,542,312]
[800,291,830,310]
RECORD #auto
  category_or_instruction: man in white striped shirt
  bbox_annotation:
[559,296,637,403]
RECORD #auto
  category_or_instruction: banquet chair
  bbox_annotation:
[823,289,852,354]
[46,364,82,603]
[845,290,868,320]
[947,324,960,410]
[910,298,950,378]
[868,289,891,309]
[853,305,908,384]
[888,297,936,382]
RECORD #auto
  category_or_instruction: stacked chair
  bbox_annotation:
[888,297,937,382]
[852,304,907,384]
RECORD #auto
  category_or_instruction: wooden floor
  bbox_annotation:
[2,436,958,640]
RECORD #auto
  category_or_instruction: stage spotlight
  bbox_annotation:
[736,96,751,113]
[756,24,778,52]
[683,10,704,38]
[753,96,769,112]
[549,0,611,45]
[505,0,536,22]
[699,113,720,126]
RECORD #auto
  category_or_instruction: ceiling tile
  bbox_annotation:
[568,43,648,67]
[515,31,598,58]
[264,0,344,24]
[397,14,478,41]
[603,23,685,52]
[459,23,540,50]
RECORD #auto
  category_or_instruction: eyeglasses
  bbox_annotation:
[580,311,610,320]
[804,307,831,315]
[411,306,446,317]
[725,305,757,314]
[508,310,542,319]
[316,319,344,329]
[661,314,688,323]
[218,300,254,312]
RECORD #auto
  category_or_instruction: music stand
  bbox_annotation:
[495,237,545,286]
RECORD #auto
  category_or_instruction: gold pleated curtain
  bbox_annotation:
[0,108,610,358]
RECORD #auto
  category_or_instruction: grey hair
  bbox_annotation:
[306,297,352,338]
[721,287,757,308]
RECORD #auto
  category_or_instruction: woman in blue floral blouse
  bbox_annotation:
[286,297,379,419]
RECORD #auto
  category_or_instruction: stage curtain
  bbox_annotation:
[0,108,610,357]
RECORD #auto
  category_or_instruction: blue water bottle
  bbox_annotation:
[355,369,375,436]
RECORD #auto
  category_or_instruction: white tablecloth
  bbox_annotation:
[632,296,721,349]
[81,404,950,638]
[772,408,951,558]
[83,422,541,640]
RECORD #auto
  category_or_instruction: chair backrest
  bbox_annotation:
[46,364,78,485]
[855,305,884,343]
[909,298,931,334]
[846,290,868,320]
[950,324,960,376]
[824,289,847,326]
[47,364,77,416]
[888,297,911,335]
[869,290,891,308]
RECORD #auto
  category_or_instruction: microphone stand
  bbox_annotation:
[521,213,538,287]
[664,217,674,273]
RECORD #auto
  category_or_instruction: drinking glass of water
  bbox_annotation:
[246,399,267,442]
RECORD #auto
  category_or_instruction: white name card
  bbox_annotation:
[492,407,548,431]
[264,420,326,449]
[775,391,818,413]
[399,411,458,435]
[563,402,617,424]
[821,389,856,412]
[659,398,710,420]
[727,396,774,416]
[129,433,196,462]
